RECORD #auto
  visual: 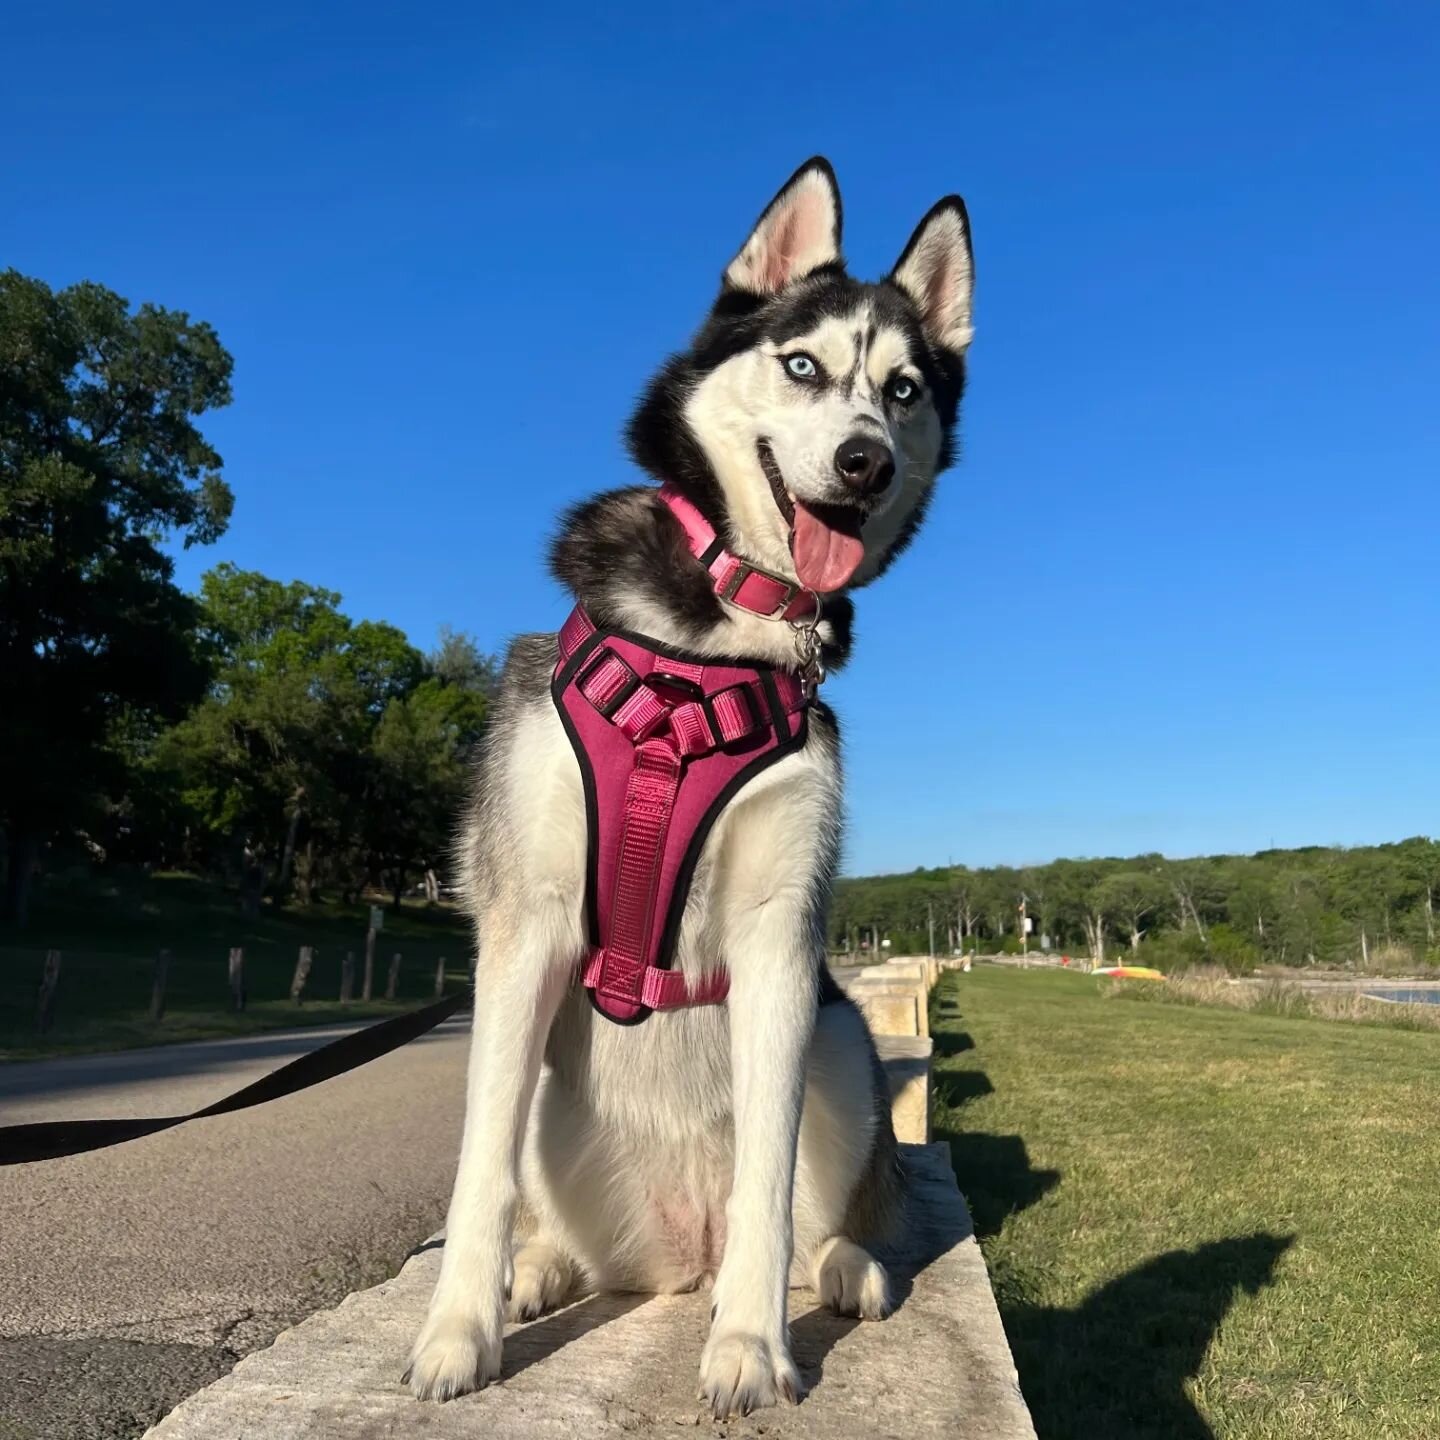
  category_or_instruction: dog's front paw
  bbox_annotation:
[697,1330,801,1418]
[405,1312,501,1402]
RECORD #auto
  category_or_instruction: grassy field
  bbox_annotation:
[0,871,472,1061]
[933,966,1440,1440]
[1117,966,1440,1033]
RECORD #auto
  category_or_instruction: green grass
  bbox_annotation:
[932,966,1440,1440]
[0,870,471,1061]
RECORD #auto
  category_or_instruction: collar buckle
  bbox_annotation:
[718,561,800,619]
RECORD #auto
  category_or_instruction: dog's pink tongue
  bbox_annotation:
[791,502,865,592]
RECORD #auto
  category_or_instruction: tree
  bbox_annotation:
[166,567,424,907]
[1019,866,1054,950]
[0,271,233,925]
[1226,866,1278,953]
[166,565,491,910]
[430,625,499,699]
[364,679,487,905]
[1270,867,1328,967]
[983,865,1019,948]
[1396,837,1440,951]
[950,867,984,952]
[1097,869,1169,952]
[1049,860,1111,966]
[1166,858,1218,941]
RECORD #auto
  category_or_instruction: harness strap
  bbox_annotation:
[558,606,808,1018]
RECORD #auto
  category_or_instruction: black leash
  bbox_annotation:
[0,991,471,1166]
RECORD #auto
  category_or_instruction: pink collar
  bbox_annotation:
[659,484,819,623]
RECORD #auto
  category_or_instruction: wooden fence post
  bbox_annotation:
[228,946,246,1011]
[149,949,169,1022]
[290,945,314,1005]
[386,952,401,1001]
[362,925,376,1002]
[340,950,355,1004]
[36,950,62,1034]
[434,956,446,999]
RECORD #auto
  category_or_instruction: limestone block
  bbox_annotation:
[146,1146,1037,1440]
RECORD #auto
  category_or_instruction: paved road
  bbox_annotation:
[0,1017,470,1440]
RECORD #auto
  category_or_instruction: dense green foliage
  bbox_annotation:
[0,270,233,923]
[833,838,1440,970]
[0,269,495,926]
[935,967,1440,1438]
[157,566,491,909]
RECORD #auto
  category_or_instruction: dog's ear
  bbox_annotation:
[890,197,974,354]
[723,157,843,297]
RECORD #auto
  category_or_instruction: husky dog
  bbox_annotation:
[407,158,974,1417]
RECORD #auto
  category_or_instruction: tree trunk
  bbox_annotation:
[1188,895,1207,942]
[1129,925,1141,953]
[1426,885,1435,946]
[2,830,39,930]
[276,791,304,904]
[1360,926,1369,969]
[1082,913,1106,967]
[391,866,405,910]
[296,838,316,905]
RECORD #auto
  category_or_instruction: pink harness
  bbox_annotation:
[552,486,818,1024]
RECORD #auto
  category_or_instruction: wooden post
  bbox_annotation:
[340,950,355,1004]
[149,948,169,1022]
[362,925,376,1002]
[386,952,401,1001]
[290,945,314,1005]
[36,950,62,1034]
[228,946,246,1011]
[434,956,446,999]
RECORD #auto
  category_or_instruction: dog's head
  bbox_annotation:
[628,157,973,595]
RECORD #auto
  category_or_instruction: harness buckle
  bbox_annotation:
[578,649,641,718]
[649,672,704,704]
[702,682,762,747]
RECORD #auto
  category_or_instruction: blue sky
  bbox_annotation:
[5,2,1437,875]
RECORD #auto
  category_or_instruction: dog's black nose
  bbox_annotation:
[833,437,895,497]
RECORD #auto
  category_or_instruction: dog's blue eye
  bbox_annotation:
[784,354,819,380]
[891,377,919,404]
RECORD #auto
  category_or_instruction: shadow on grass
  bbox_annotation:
[1003,1233,1294,1440]
[937,1126,1062,1240]
[932,1062,1061,1241]
[934,1068,994,1107]
[932,1029,975,1057]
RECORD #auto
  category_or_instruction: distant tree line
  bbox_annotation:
[832,839,1440,972]
[0,269,493,927]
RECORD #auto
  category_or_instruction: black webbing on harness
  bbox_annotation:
[0,990,470,1166]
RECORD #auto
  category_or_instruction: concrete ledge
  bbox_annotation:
[837,970,930,1038]
[876,1035,933,1143]
[849,988,922,1037]
[878,959,928,988]
[145,1144,1035,1440]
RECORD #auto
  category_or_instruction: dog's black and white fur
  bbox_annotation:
[408,158,973,1417]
